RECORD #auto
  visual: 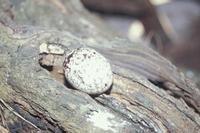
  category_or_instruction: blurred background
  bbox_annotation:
[81,0,200,86]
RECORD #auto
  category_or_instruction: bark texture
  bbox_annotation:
[0,0,200,132]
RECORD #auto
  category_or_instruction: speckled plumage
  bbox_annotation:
[63,47,113,94]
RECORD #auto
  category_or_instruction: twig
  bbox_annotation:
[0,99,40,131]
[0,104,8,129]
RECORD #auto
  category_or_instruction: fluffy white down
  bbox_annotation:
[64,47,113,94]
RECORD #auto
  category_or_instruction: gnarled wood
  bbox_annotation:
[0,0,200,132]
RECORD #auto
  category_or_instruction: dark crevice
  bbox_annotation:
[63,77,76,90]
[148,79,187,100]
[148,79,200,115]
[40,65,53,72]
[148,79,182,98]
[9,103,65,133]
[148,79,167,90]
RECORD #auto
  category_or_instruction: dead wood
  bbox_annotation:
[0,0,200,132]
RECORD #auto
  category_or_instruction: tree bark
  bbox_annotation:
[0,0,200,132]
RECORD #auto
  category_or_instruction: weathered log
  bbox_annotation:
[0,0,200,132]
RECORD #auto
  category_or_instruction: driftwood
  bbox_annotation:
[0,0,200,132]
